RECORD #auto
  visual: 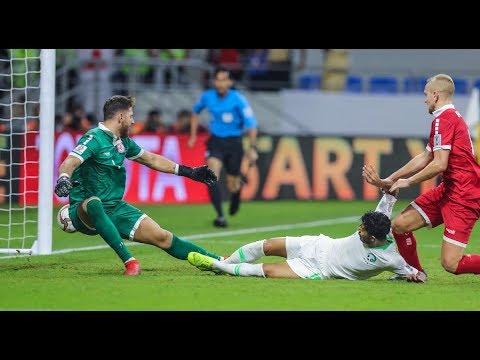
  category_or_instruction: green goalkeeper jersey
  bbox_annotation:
[68,123,144,207]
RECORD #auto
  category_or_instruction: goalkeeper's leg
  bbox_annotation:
[134,216,223,260]
[82,198,139,275]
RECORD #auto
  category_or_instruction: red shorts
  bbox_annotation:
[412,183,480,246]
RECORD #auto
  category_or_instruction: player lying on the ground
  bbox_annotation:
[188,188,427,283]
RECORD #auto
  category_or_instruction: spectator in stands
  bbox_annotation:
[320,49,350,91]
[11,49,40,89]
[206,49,245,83]
[159,49,191,88]
[73,104,93,131]
[26,103,40,132]
[169,109,207,134]
[112,49,156,95]
[62,105,91,132]
[265,49,293,90]
[77,49,114,116]
[56,49,78,110]
[137,109,168,134]
[246,49,269,91]
[55,114,64,132]
[61,111,79,132]
[10,95,27,133]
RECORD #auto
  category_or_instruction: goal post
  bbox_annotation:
[0,49,56,255]
[36,49,56,255]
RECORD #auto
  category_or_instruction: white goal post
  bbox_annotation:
[0,49,55,255]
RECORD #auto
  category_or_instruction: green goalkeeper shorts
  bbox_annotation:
[69,200,147,241]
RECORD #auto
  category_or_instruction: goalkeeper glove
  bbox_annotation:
[176,164,217,186]
[54,174,80,197]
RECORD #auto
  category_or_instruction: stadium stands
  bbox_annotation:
[345,75,363,93]
[453,77,469,95]
[403,76,428,93]
[368,76,399,94]
[298,74,321,90]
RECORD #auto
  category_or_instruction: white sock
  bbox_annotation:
[223,240,265,264]
[124,257,136,264]
[214,261,265,277]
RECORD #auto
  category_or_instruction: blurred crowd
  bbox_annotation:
[1,49,342,134]
[54,105,209,135]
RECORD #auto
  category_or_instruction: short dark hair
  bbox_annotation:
[103,95,135,120]
[214,65,231,79]
[177,109,192,118]
[361,211,391,240]
[148,108,162,117]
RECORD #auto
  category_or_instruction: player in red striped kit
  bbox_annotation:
[363,73,480,281]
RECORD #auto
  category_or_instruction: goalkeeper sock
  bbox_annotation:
[223,240,265,264]
[165,234,221,260]
[214,261,265,277]
[208,182,224,217]
[86,199,133,263]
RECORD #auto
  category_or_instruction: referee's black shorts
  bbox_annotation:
[205,135,244,176]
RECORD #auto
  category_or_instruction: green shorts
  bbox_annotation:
[69,200,147,241]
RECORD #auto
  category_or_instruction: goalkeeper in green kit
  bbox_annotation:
[54,95,222,276]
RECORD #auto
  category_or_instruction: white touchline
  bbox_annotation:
[0,212,440,259]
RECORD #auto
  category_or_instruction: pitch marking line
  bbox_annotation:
[0,214,440,259]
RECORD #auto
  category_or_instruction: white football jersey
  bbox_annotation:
[320,194,418,280]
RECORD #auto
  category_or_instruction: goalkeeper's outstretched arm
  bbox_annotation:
[134,150,217,186]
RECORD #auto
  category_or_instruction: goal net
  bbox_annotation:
[0,49,55,256]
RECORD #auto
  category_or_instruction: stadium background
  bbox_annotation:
[3,49,480,207]
[1,49,480,313]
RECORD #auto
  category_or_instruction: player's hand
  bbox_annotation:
[178,165,217,186]
[54,176,80,197]
[389,178,411,193]
[381,187,399,198]
[362,164,393,190]
[406,271,427,283]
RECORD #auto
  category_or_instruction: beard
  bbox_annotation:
[359,232,369,245]
[119,124,130,138]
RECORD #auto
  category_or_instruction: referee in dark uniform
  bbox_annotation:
[188,66,258,227]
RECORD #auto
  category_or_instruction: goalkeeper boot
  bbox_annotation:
[124,258,141,276]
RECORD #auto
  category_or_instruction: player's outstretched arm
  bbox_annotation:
[135,151,217,187]
[176,164,217,186]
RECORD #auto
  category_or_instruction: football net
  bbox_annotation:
[0,49,55,256]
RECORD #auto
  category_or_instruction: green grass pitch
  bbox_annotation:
[1,199,479,311]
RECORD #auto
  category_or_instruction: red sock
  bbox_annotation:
[392,232,424,272]
[455,254,480,274]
